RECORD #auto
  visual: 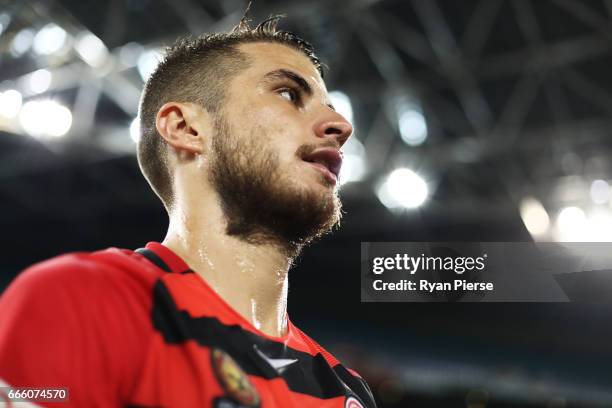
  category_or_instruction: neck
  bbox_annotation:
[162,199,296,338]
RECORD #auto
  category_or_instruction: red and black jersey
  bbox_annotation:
[0,242,376,408]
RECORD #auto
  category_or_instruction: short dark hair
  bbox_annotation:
[137,15,323,209]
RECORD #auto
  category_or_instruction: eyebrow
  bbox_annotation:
[263,69,313,96]
[262,69,336,111]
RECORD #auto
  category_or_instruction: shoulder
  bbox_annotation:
[1,247,164,320]
[0,246,162,361]
[8,247,161,294]
[0,248,159,405]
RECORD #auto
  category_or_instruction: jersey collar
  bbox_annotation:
[144,242,192,274]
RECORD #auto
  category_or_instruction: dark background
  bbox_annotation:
[1,0,612,406]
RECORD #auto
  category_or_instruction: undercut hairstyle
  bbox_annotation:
[137,14,323,210]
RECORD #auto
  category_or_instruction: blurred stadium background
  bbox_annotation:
[1,0,612,406]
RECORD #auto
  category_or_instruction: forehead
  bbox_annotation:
[236,42,326,91]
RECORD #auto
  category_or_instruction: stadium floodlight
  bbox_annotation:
[0,13,10,36]
[75,32,109,68]
[137,49,163,81]
[10,28,35,57]
[555,206,586,242]
[377,167,428,209]
[339,137,366,185]
[590,179,610,205]
[119,42,145,67]
[28,69,52,94]
[519,197,550,237]
[586,210,612,242]
[19,100,72,138]
[391,94,427,146]
[339,154,365,186]
[130,117,140,143]
[328,90,365,185]
[329,90,353,124]
[33,23,68,56]
[0,90,23,118]
[398,109,427,146]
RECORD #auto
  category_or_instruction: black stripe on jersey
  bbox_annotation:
[333,365,377,407]
[136,247,195,274]
[151,280,376,407]
[135,248,172,273]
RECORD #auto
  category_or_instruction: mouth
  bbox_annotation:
[301,148,343,185]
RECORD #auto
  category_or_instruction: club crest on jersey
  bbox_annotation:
[345,395,365,408]
[211,348,260,407]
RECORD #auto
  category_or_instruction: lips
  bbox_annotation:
[302,148,343,183]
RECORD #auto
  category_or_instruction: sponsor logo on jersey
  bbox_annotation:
[345,395,365,408]
[253,345,298,374]
[211,348,260,407]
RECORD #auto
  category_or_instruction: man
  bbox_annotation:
[0,14,376,408]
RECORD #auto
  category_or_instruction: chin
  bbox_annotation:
[276,178,342,237]
[296,175,339,207]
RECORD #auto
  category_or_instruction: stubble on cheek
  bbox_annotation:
[209,115,342,248]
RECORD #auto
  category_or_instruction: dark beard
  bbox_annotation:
[208,114,342,254]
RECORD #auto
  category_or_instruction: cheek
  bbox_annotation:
[230,102,308,160]
[235,98,286,125]
[242,100,306,135]
[255,121,304,157]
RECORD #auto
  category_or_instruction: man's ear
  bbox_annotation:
[155,102,210,154]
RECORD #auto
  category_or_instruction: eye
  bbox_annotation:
[278,88,300,104]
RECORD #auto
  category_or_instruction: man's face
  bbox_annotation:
[207,42,353,249]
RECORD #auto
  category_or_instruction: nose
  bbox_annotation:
[313,110,353,147]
